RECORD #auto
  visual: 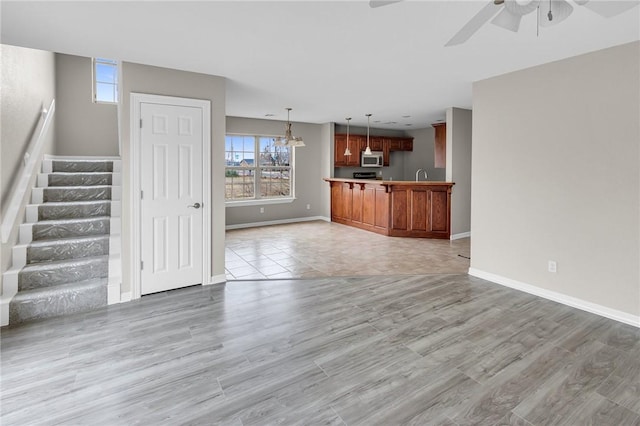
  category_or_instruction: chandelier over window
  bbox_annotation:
[274,108,305,148]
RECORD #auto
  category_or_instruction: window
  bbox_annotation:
[93,58,118,103]
[225,135,293,203]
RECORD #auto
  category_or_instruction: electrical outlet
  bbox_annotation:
[260,207,264,214]
[306,204,311,210]
[548,260,557,273]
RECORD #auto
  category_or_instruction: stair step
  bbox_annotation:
[52,160,113,173]
[19,255,108,291]
[9,278,108,324]
[27,235,110,264]
[38,200,110,220]
[43,185,112,202]
[48,172,112,187]
[32,216,110,240]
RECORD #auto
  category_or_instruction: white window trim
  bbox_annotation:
[92,58,118,105]
[224,133,295,203]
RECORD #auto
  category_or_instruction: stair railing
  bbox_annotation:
[1,99,56,243]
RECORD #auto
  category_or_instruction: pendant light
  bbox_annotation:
[344,117,352,156]
[274,108,305,147]
[364,113,372,155]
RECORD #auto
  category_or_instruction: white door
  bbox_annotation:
[140,102,204,294]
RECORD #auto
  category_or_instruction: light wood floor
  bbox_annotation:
[2,274,639,425]
[226,221,471,280]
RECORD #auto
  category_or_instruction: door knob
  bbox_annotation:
[188,202,201,209]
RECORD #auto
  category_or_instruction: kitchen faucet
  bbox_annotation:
[415,168,428,181]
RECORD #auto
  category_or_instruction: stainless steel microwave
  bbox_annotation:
[361,151,383,167]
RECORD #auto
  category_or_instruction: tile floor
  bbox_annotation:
[225,220,471,280]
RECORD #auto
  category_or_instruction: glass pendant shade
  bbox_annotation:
[274,108,305,147]
[344,117,352,156]
[365,114,372,155]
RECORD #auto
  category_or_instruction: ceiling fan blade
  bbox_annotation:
[491,8,522,31]
[369,0,403,8]
[580,0,639,18]
[445,1,502,46]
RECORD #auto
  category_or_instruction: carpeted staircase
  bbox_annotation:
[4,158,120,324]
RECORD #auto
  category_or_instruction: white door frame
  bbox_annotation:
[130,93,211,300]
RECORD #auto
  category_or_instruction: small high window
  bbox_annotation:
[93,58,118,103]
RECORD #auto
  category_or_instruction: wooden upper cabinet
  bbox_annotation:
[433,122,446,169]
[367,136,384,152]
[387,137,413,152]
[400,138,413,151]
[335,134,348,167]
[388,139,402,150]
[335,134,363,167]
[334,134,413,167]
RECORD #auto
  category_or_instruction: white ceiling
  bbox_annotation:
[2,1,639,129]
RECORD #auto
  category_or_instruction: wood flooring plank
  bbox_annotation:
[452,345,574,425]
[512,341,628,424]
[2,274,636,425]
[596,347,640,415]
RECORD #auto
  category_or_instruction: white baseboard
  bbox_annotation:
[44,155,122,160]
[468,268,640,328]
[0,269,19,326]
[451,231,471,240]
[0,299,10,327]
[120,292,132,303]
[225,216,331,230]
[208,274,227,285]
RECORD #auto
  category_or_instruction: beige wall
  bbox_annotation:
[1,44,56,288]
[471,42,640,318]
[55,54,119,156]
[225,116,330,226]
[446,107,472,237]
[120,62,226,292]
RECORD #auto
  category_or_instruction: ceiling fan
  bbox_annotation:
[369,0,640,46]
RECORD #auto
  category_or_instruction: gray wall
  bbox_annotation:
[1,44,56,287]
[225,116,329,226]
[120,62,227,292]
[404,126,446,182]
[446,107,472,237]
[55,53,119,156]
[471,41,639,317]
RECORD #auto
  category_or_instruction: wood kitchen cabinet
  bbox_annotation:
[335,134,363,167]
[400,138,413,151]
[325,178,453,239]
[334,134,413,167]
[433,122,446,168]
[367,136,384,152]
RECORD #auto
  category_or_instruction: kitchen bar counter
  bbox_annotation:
[324,178,454,239]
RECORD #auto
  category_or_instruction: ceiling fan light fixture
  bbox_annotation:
[492,8,522,32]
[504,0,541,16]
[540,0,573,26]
